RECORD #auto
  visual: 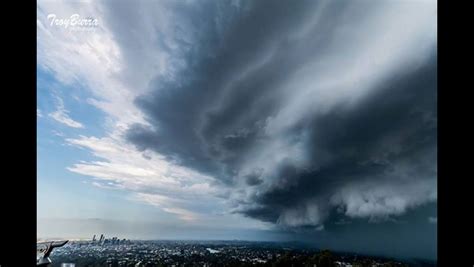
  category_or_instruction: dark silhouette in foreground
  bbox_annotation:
[37,240,68,266]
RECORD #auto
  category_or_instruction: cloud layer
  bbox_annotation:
[37,0,437,232]
[122,0,437,228]
[48,96,84,128]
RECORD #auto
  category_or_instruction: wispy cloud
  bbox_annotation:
[51,130,65,137]
[134,193,199,222]
[65,135,218,222]
[48,96,84,128]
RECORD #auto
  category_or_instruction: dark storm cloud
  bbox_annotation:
[124,0,437,228]
[236,59,437,226]
[126,0,327,175]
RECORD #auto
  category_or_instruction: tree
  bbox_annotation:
[314,250,335,267]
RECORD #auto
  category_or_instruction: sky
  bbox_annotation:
[37,0,437,260]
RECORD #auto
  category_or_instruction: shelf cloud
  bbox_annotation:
[122,0,437,228]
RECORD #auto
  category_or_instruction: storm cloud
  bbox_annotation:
[123,0,437,229]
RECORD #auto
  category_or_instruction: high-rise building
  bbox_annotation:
[92,234,96,242]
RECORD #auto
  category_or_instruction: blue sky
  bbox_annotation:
[37,63,269,238]
[38,67,135,220]
[37,0,437,260]
[37,64,239,220]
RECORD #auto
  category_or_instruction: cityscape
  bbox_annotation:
[45,236,436,267]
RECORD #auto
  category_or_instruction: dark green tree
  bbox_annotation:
[314,249,335,267]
